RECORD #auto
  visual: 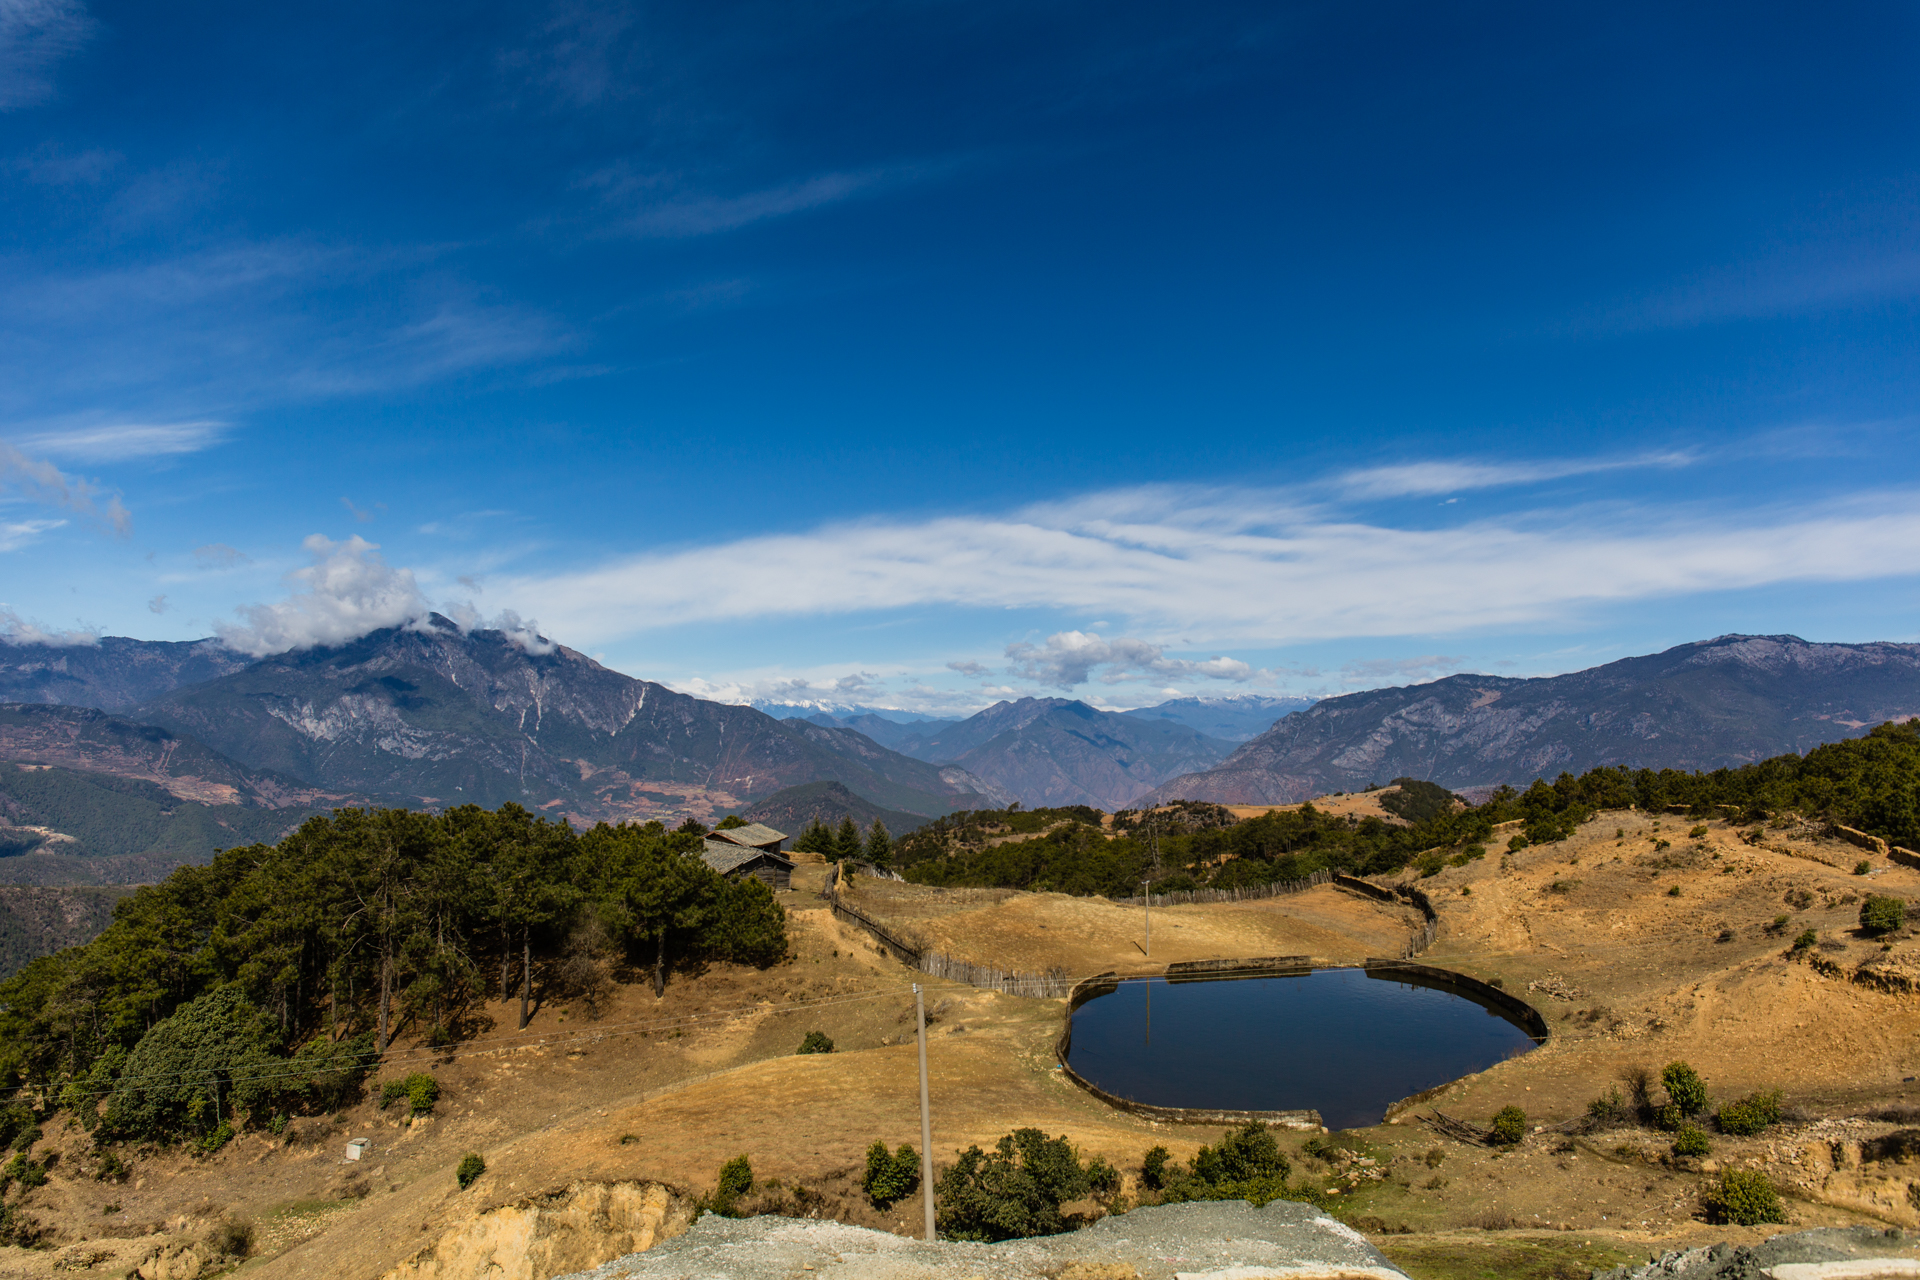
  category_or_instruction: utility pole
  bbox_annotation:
[1141,878,1152,959]
[914,983,936,1242]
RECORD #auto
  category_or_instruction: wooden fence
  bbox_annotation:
[821,884,1074,997]
[1110,868,1334,907]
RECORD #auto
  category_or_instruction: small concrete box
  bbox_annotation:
[345,1139,367,1161]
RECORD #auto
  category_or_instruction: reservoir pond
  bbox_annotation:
[1065,967,1541,1130]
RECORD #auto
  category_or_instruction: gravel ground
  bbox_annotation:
[1592,1225,1920,1278]
[555,1199,1412,1279]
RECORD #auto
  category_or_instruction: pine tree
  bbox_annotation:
[794,820,832,855]
[865,820,893,868]
[834,816,863,862]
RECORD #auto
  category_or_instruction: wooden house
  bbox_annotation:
[701,827,795,890]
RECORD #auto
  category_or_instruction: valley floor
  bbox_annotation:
[9,809,1920,1279]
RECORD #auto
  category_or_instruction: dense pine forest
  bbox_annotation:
[0,806,786,1146]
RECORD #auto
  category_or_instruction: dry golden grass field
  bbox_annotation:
[7,806,1920,1279]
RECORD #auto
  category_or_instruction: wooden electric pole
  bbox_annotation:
[915,983,935,1241]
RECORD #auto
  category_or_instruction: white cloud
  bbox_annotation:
[217,534,429,657]
[147,594,168,614]
[0,442,129,534]
[495,482,1920,651]
[193,542,249,569]
[1004,630,1255,689]
[0,606,94,645]
[0,518,61,551]
[1338,654,1469,683]
[1337,452,1691,499]
[0,0,93,111]
[581,165,891,238]
[18,419,225,461]
[946,659,989,678]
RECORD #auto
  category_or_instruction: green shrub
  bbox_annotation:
[1191,1121,1290,1184]
[379,1080,409,1110]
[1654,1103,1683,1132]
[1861,895,1907,934]
[1489,1106,1527,1146]
[1790,928,1818,952]
[405,1073,440,1116]
[1855,859,1873,875]
[93,1151,128,1183]
[862,1140,920,1208]
[1662,1061,1708,1117]
[1716,1090,1782,1136]
[1672,1125,1711,1157]
[199,1120,235,1154]
[456,1153,485,1190]
[797,1031,835,1054]
[1703,1168,1785,1225]
[1688,825,1709,839]
[1141,1145,1171,1190]
[1668,885,1682,897]
[1508,835,1529,852]
[3,1154,46,1189]
[1585,1087,1630,1128]
[101,988,279,1145]
[935,1128,1104,1241]
[713,1154,754,1216]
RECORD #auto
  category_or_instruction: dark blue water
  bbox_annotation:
[1066,968,1540,1130]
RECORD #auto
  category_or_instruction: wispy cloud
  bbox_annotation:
[0,518,63,552]
[0,0,94,111]
[0,442,128,534]
[1337,452,1692,499]
[1005,630,1255,689]
[496,482,1920,650]
[581,165,892,238]
[18,420,225,461]
[0,604,93,644]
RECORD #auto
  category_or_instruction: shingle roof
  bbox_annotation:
[707,822,787,848]
[701,839,795,876]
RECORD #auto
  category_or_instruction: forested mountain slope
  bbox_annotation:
[1120,694,1315,742]
[1144,635,1920,804]
[871,697,1235,809]
[0,637,249,711]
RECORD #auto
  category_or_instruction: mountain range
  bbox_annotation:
[1144,635,1920,804]
[0,619,1009,844]
[806,696,1241,810]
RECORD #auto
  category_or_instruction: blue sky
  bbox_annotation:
[3,1,1919,714]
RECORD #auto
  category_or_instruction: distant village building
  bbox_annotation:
[700,822,794,890]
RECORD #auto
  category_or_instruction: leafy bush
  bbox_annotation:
[456,1153,485,1189]
[1508,835,1529,852]
[1861,895,1907,934]
[101,987,279,1145]
[862,1140,920,1208]
[1191,1121,1290,1184]
[1662,1061,1709,1117]
[1703,1168,1786,1225]
[1672,1125,1711,1157]
[1489,1106,1527,1146]
[712,1155,754,1216]
[797,1031,834,1054]
[1585,1087,1630,1128]
[1141,1145,1171,1190]
[1855,860,1873,876]
[1716,1090,1783,1136]
[380,1080,408,1109]
[935,1128,1106,1241]
[199,1120,235,1153]
[1791,929,1818,952]
[406,1073,439,1116]
[1688,825,1709,839]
